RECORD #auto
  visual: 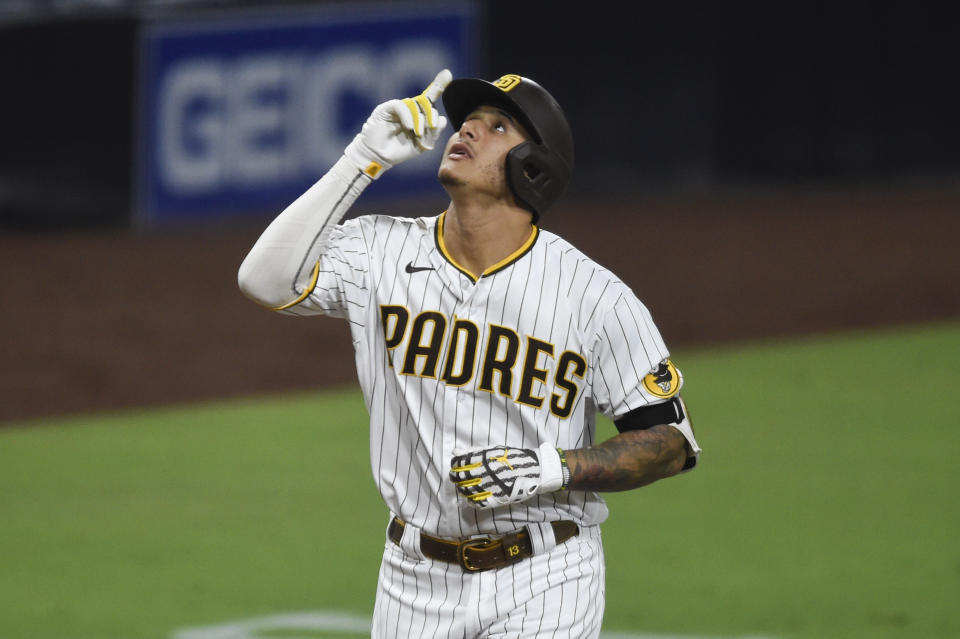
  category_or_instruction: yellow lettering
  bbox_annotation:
[478,324,521,397]
[441,318,480,386]
[550,350,587,418]
[380,305,410,368]
[381,307,586,416]
[517,337,554,408]
[401,311,447,378]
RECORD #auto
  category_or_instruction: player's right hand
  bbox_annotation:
[343,69,452,179]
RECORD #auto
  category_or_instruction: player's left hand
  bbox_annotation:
[343,69,452,178]
[449,443,565,509]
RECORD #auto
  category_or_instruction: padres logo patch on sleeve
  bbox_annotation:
[642,359,682,398]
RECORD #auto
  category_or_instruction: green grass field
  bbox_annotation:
[2,323,958,639]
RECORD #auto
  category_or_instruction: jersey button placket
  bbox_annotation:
[442,301,471,515]
[451,299,478,429]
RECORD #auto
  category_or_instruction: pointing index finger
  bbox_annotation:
[421,68,452,103]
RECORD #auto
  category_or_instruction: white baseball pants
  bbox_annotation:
[371,520,605,638]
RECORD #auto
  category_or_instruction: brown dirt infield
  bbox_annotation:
[2,183,958,424]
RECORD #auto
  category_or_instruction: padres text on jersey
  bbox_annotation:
[286,212,676,539]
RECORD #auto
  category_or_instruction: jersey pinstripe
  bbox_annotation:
[290,210,678,539]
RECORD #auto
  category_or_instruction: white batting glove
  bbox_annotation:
[343,68,452,179]
[449,443,566,509]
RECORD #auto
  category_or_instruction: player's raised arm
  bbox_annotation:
[237,70,452,310]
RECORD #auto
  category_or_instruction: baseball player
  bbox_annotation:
[238,69,700,638]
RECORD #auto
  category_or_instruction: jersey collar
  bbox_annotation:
[435,211,539,283]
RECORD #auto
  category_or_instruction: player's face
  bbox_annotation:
[438,106,530,198]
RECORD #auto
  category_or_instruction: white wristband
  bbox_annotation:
[343,132,391,180]
[537,443,565,494]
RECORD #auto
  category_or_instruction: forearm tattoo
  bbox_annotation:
[565,424,687,492]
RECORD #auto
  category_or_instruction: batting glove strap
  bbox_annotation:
[343,69,451,179]
[537,443,565,493]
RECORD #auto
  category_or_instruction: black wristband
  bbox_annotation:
[614,396,685,433]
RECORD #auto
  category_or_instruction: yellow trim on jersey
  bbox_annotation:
[436,211,539,282]
[271,261,321,311]
[483,226,538,275]
[436,211,475,279]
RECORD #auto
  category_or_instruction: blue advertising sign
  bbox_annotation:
[138,2,475,225]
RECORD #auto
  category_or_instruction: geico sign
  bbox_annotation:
[158,42,452,194]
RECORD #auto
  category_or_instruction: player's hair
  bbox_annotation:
[442,74,574,222]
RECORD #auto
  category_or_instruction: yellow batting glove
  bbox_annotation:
[344,69,452,178]
[449,443,565,509]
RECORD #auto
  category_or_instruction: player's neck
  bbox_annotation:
[443,201,535,279]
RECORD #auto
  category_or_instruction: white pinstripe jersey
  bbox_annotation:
[290,210,679,538]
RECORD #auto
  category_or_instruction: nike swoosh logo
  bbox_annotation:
[405,261,434,274]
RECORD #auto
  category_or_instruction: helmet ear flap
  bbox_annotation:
[505,142,571,223]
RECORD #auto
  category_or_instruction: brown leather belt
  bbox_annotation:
[388,517,579,572]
